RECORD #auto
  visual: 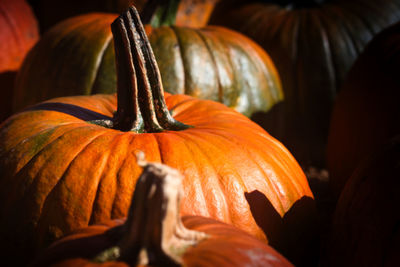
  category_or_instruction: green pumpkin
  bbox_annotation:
[14,8,282,117]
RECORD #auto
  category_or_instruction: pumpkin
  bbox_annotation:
[174,0,220,28]
[0,7,315,267]
[326,21,400,198]
[0,0,39,121]
[30,0,146,32]
[210,0,400,167]
[32,159,294,267]
[142,0,221,28]
[13,0,282,117]
[31,0,218,33]
[325,137,400,267]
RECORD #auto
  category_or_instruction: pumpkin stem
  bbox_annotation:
[109,6,190,133]
[94,158,207,265]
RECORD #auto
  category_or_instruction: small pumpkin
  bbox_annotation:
[142,0,221,28]
[33,159,294,267]
[13,0,282,117]
[0,7,314,267]
[0,0,39,121]
[326,21,400,198]
[210,0,400,166]
[325,137,400,267]
[174,0,220,28]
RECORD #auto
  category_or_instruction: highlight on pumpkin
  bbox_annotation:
[94,156,208,266]
[32,159,294,267]
[0,3,315,267]
[3,1,400,267]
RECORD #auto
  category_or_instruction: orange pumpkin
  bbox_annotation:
[175,0,220,27]
[142,0,221,28]
[32,159,294,267]
[0,0,39,121]
[0,7,315,266]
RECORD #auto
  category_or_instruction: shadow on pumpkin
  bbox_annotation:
[31,224,124,267]
[26,102,113,121]
[245,190,319,267]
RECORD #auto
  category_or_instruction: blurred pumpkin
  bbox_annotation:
[175,0,220,27]
[0,7,314,267]
[325,136,400,267]
[0,0,39,121]
[326,21,400,198]
[30,0,145,32]
[13,0,282,117]
[32,160,294,267]
[31,0,219,32]
[210,0,400,167]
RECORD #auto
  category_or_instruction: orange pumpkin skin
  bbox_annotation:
[325,137,400,267]
[1,8,313,266]
[326,22,400,198]
[175,0,220,27]
[0,93,314,264]
[0,0,39,122]
[34,216,294,267]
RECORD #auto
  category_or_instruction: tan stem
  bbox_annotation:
[94,155,207,266]
[120,161,207,266]
[93,6,190,132]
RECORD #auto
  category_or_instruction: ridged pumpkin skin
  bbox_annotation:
[3,9,311,265]
[0,93,313,264]
[211,0,400,166]
[0,0,39,121]
[326,137,400,267]
[34,216,294,267]
[327,22,400,197]
[13,13,282,117]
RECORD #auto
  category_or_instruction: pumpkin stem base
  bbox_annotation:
[110,6,191,133]
[92,157,207,265]
[119,162,207,266]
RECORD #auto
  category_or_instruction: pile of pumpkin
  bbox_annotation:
[1,0,400,266]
